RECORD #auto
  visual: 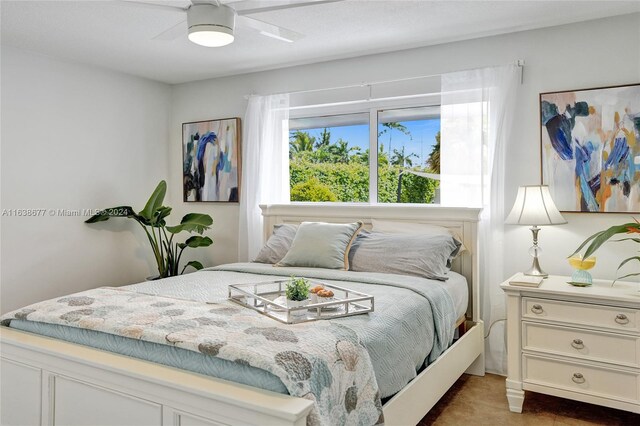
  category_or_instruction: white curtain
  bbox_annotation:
[441,65,520,374]
[238,94,290,261]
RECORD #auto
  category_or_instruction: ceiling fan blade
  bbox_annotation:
[236,15,303,43]
[120,0,189,13]
[153,19,188,40]
[235,0,343,16]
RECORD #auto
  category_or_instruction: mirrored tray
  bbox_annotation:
[228,279,374,324]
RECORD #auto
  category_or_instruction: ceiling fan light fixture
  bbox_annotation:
[188,27,234,47]
[187,3,236,47]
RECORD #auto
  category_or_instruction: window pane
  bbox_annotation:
[377,106,440,204]
[289,113,369,202]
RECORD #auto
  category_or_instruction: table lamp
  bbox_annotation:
[505,185,567,278]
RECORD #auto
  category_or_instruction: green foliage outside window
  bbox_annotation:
[291,177,338,202]
[289,128,440,203]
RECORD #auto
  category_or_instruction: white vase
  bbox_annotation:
[286,299,310,318]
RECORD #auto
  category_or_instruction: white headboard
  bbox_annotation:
[260,204,481,322]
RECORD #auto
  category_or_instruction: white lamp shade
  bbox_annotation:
[505,185,567,226]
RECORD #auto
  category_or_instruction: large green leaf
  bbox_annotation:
[615,272,640,282]
[181,260,204,274]
[579,223,636,259]
[166,213,213,234]
[153,206,172,227]
[178,236,213,249]
[612,237,640,244]
[568,229,604,258]
[617,256,640,271]
[139,181,167,223]
[614,256,640,283]
[84,206,137,223]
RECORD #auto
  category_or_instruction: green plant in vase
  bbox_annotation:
[85,180,213,279]
[570,218,640,284]
[285,276,310,301]
[285,276,310,317]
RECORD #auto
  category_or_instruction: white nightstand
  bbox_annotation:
[501,274,640,414]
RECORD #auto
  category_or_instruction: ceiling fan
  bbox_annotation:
[123,0,342,47]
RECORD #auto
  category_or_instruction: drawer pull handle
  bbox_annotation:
[615,314,629,325]
[572,373,585,384]
[531,304,543,314]
[571,339,584,349]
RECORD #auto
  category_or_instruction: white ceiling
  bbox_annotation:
[2,0,639,84]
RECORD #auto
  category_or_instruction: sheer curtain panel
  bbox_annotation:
[441,65,520,374]
[238,94,290,261]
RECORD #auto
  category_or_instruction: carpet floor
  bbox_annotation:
[418,373,639,425]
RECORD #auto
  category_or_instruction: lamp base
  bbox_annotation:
[524,256,548,278]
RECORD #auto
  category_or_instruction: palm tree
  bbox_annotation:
[377,144,389,166]
[316,128,331,149]
[354,148,369,165]
[426,131,441,173]
[355,145,389,166]
[289,130,315,159]
[305,128,332,162]
[391,146,418,167]
[378,122,411,156]
[390,146,419,202]
[328,139,359,163]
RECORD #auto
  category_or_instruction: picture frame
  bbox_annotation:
[182,118,241,203]
[540,83,640,213]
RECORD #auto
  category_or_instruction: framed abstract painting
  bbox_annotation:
[540,83,640,213]
[183,118,241,202]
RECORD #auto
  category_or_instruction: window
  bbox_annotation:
[377,106,440,204]
[288,106,440,204]
[289,113,369,202]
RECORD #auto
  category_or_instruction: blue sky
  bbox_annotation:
[300,118,440,166]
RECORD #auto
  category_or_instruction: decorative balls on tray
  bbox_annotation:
[316,289,334,298]
[310,285,325,294]
[310,285,322,303]
[310,285,334,302]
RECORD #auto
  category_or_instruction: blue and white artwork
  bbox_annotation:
[183,118,241,202]
[541,84,640,213]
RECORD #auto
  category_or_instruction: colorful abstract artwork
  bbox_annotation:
[183,118,241,202]
[540,84,640,213]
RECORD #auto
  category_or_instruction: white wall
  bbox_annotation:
[1,47,171,313]
[2,14,637,313]
[171,13,640,282]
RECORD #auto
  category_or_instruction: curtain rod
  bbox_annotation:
[244,60,524,99]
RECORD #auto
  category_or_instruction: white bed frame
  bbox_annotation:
[1,204,484,426]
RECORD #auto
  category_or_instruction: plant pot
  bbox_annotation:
[286,298,310,318]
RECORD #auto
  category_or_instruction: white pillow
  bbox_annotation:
[371,219,467,254]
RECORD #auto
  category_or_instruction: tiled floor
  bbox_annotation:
[418,373,639,425]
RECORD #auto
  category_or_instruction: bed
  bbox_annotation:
[0,204,484,426]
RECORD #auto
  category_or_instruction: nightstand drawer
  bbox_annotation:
[523,297,639,333]
[523,322,640,367]
[523,355,640,402]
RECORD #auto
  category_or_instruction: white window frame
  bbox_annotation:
[288,95,441,205]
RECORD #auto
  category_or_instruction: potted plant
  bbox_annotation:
[285,276,310,317]
[570,218,640,283]
[86,180,213,279]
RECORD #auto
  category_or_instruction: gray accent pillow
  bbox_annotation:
[253,223,298,264]
[348,230,462,281]
[276,221,363,270]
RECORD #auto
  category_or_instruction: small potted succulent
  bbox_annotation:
[285,276,310,317]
